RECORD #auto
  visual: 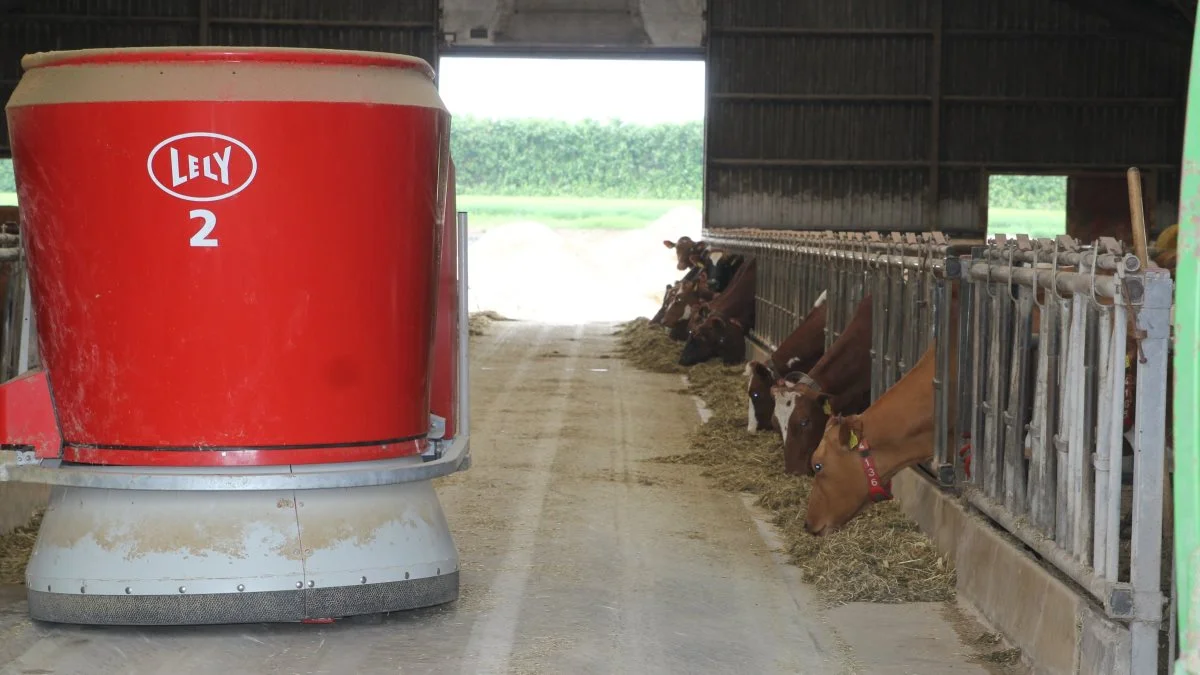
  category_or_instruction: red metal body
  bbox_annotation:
[2,48,451,466]
[430,161,459,440]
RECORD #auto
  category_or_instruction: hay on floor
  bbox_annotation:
[469,310,513,336]
[0,510,42,585]
[619,318,956,605]
[613,318,685,374]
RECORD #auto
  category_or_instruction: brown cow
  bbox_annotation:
[663,277,715,341]
[803,289,961,535]
[679,258,756,366]
[774,294,874,475]
[744,290,828,433]
[663,236,708,272]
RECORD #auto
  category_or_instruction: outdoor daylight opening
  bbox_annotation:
[438,56,706,324]
[985,173,1068,241]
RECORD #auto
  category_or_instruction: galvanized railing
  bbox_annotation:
[704,227,1172,675]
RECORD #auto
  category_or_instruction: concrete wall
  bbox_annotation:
[892,469,1132,675]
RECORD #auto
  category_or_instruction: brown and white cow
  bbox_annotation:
[663,277,716,341]
[663,236,709,271]
[773,294,874,475]
[744,290,828,433]
[803,289,961,535]
[679,258,756,366]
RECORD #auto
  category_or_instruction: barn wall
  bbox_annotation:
[0,0,440,156]
[704,0,1191,235]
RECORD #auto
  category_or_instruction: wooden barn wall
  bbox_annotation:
[0,0,440,156]
[704,0,1191,236]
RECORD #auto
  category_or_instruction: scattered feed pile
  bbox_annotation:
[469,310,512,337]
[616,318,955,605]
[0,509,42,585]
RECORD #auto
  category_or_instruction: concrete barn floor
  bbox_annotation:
[0,322,1008,674]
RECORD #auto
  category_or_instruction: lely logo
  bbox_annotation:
[147,132,257,202]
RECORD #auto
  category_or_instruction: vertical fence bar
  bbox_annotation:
[1105,303,1127,581]
[983,278,1011,501]
[933,268,953,484]
[1029,287,1059,536]
[956,259,976,483]
[1055,294,1074,546]
[1003,284,1032,515]
[969,263,989,488]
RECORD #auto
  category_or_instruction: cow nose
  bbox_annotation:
[803,520,814,533]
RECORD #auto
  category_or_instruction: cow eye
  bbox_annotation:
[813,463,823,474]
[750,391,759,399]
[798,419,808,427]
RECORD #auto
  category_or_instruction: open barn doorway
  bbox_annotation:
[437,56,706,323]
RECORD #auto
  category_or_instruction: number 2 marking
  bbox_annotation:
[189,209,218,248]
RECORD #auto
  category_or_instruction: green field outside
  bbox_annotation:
[0,193,14,207]
[457,195,700,230]
[987,207,1067,240]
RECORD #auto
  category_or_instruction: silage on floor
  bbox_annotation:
[618,317,955,605]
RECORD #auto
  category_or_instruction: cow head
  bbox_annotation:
[670,300,710,342]
[663,236,701,272]
[651,282,677,325]
[778,382,834,476]
[745,360,782,433]
[662,278,713,328]
[803,414,874,536]
[679,314,745,366]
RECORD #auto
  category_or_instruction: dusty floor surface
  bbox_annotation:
[0,322,1010,674]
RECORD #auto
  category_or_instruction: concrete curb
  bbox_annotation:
[892,468,1131,675]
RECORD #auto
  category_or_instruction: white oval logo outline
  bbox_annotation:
[146,132,258,203]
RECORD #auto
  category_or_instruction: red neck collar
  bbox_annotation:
[854,439,893,503]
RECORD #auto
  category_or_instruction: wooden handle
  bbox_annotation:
[1127,167,1150,270]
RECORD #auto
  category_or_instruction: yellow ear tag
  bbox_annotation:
[848,431,859,448]
[1126,354,1132,369]
[822,400,833,415]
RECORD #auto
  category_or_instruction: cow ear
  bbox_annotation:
[663,240,676,249]
[837,415,865,449]
[751,361,772,379]
[711,315,726,328]
[815,392,834,416]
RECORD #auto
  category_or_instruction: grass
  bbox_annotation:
[987,207,1066,240]
[457,195,699,231]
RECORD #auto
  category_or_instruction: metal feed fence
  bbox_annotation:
[704,227,1173,675]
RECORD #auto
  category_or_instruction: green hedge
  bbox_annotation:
[1,129,1067,210]
[0,160,13,193]
[450,116,703,200]
[988,174,1066,211]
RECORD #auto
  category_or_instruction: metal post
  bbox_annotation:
[456,212,470,447]
[1131,269,1172,674]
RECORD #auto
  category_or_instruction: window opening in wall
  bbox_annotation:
[0,158,14,206]
[986,173,1067,241]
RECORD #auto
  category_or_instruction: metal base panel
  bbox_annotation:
[28,573,459,625]
[25,476,460,625]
